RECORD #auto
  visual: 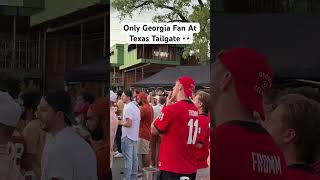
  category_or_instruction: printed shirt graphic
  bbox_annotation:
[154,100,199,174]
[0,144,24,180]
[9,129,28,171]
[212,120,287,180]
[195,114,210,169]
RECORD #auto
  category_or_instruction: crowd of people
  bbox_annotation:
[1,47,320,180]
[0,88,109,180]
[110,79,211,180]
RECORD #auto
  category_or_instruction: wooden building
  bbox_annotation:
[111,43,200,90]
[0,0,108,97]
[29,0,108,97]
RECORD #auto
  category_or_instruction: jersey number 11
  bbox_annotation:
[187,119,199,144]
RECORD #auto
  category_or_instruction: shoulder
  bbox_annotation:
[24,120,41,132]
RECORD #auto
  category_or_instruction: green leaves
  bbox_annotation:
[112,0,210,64]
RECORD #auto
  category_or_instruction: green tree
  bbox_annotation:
[112,0,210,65]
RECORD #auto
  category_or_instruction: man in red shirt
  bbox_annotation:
[136,92,153,170]
[211,48,287,179]
[151,76,199,180]
[192,90,210,179]
[265,94,320,180]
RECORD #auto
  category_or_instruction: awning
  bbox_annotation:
[65,59,107,82]
[133,65,210,88]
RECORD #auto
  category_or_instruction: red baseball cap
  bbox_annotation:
[218,48,273,118]
[177,76,195,98]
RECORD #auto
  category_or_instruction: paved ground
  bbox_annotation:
[112,155,210,180]
[112,156,124,180]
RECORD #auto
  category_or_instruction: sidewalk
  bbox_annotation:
[112,156,124,180]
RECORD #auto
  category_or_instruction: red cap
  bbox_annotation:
[178,76,195,98]
[218,48,273,118]
[137,92,148,103]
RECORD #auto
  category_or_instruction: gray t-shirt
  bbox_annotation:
[41,127,97,180]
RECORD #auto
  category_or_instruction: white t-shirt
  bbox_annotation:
[153,104,164,120]
[41,127,97,180]
[122,101,140,141]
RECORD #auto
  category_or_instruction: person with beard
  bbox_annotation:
[136,92,153,173]
[265,94,320,180]
[86,97,110,180]
[18,91,46,179]
[39,90,97,180]
[0,91,24,180]
[211,48,287,179]
[151,76,199,180]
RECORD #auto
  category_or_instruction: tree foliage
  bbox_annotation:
[112,0,210,65]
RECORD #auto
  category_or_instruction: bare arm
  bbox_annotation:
[150,121,160,135]
[119,118,132,128]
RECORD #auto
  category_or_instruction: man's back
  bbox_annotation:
[139,103,153,141]
[41,127,97,180]
[154,100,199,174]
[212,120,287,180]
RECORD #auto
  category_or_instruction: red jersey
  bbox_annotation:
[287,164,319,180]
[9,129,29,171]
[212,120,287,180]
[195,113,210,169]
[313,160,320,175]
[154,100,199,174]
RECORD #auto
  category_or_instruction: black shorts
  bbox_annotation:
[158,171,196,180]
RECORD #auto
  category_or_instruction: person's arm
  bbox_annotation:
[119,118,132,128]
[150,121,160,135]
[119,106,134,128]
[151,106,171,135]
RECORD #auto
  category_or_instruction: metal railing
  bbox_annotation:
[0,39,41,71]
